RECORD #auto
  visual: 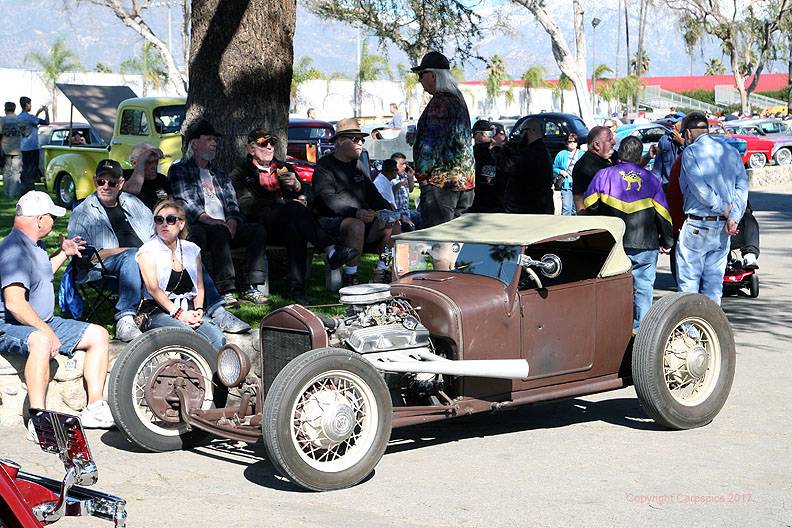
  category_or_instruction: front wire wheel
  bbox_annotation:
[632,293,736,430]
[109,328,222,452]
[662,318,721,407]
[291,370,379,473]
[263,348,392,491]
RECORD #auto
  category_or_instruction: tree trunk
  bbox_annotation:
[788,34,792,111]
[181,0,191,72]
[521,0,592,124]
[634,0,648,112]
[188,0,296,171]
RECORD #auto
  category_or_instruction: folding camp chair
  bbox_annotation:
[70,245,119,323]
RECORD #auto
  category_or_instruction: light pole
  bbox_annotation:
[591,17,601,114]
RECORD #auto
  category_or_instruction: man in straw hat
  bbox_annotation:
[312,118,399,285]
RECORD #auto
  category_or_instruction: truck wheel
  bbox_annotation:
[747,153,766,169]
[108,328,223,452]
[774,148,792,166]
[749,273,759,298]
[632,293,735,430]
[262,347,392,491]
[54,172,76,208]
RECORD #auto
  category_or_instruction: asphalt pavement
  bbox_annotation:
[4,185,791,528]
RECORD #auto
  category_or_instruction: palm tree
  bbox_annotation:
[704,58,726,76]
[681,14,704,76]
[120,41,168,96]
[552,73,573,111]
[451,64,466,82]
[397,64,419,118]
[521,65,546,114]
[291,56,324,111]
[630,50,651,76]
[485,55,509,116]
[355,41,393,115]
[24,36,83,115]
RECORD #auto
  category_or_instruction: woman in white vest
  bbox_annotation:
[136,201,226,349]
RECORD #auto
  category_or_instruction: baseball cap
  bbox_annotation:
[184,119,222,143]
[247,129,277,144]
[472,119,495,133]
[16,191,67,217]
[95,159,123,180]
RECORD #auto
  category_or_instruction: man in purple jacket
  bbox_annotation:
[583,136,674,331]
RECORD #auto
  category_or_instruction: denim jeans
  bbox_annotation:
[627,248,659,331]
[675,218,730,304]
[101,249,143,321]
[143,312,226,350]
[561,189,576,216]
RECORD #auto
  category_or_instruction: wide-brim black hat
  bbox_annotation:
[411,51,450,72]
[184,119,223,143]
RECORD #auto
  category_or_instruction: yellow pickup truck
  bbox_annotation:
[43,84,185,207]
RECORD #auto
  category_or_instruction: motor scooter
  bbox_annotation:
[0,409,127,527]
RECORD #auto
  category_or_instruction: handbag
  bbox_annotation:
[133,299,162,329]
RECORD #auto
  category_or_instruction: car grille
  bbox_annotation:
[261,328,312,394]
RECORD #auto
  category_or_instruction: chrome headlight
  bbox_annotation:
[216,344,250,387]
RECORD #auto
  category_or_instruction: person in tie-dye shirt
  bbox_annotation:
[412,51,475,228]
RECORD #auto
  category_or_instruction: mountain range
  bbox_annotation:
[1,0,786,82]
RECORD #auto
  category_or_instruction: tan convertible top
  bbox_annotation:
[393,213,632,278]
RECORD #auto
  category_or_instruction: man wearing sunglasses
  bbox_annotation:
[169,119,269,306]
[312,118,398,286]
[69,159,250,339]
[676,112,749,304]
[230,129,358,304]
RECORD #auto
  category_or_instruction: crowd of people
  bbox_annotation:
[1,97,50,198]
[0,51,762,439]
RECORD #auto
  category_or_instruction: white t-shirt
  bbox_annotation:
[373,174,396,208]
[199,168,225,221]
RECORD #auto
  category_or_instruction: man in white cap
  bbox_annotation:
[0,191,114,438]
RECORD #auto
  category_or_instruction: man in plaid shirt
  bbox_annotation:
[168,120,268,306]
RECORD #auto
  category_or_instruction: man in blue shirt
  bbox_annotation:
[676,112,749,304]
[17,96,49,194]
[0,191,114,438]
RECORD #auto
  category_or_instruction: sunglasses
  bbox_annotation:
[253,138,275,147]
[341,135,365,144]
[95,178,120,188]
[153,214,182,225]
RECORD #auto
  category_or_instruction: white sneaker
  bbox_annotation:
[80,400,115,429]
[26,420,38,443]
[211,307,251,333]
[742,253,759,270]
[116,315,142,342]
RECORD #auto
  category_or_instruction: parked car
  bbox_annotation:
[36,122,105,175]
[1,409,127,527]
[730,118,792,136]
[710,123,776,169]
[106,214,736,492]
[723,122,792,166]
[510,113,590,159]
[43,87,185,207]
[287,118,334,163]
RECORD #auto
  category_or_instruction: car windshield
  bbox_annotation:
[289,126,333,141]
[153,105,186,134]
[394,241,521,284]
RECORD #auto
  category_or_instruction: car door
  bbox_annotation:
[112,106,150,165]
[516,276,596,386]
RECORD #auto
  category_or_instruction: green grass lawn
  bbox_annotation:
[0,185,376,333]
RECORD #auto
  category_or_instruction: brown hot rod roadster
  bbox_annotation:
[107,215,736,491]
